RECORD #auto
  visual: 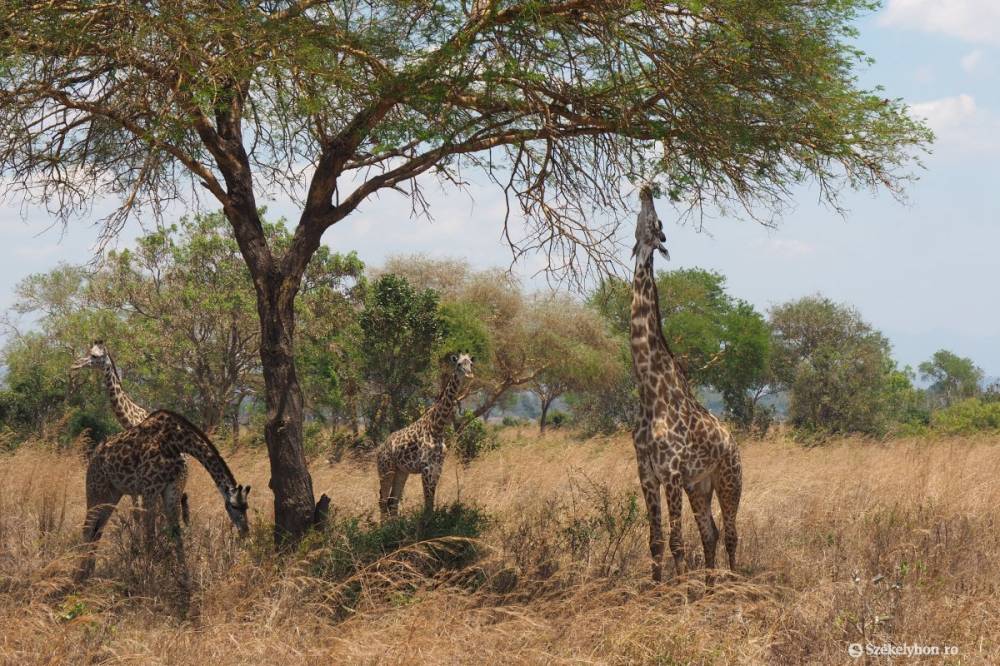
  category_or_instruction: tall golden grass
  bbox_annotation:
[1,427,998,664]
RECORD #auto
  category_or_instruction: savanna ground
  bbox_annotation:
[1,427,998,664]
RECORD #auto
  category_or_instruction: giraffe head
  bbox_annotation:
[223,484,251,536]
[72,340,112,371]
[448,352,475,380]
[633,185,670,262]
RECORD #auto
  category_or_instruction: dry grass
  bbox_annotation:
[1,427,999,664]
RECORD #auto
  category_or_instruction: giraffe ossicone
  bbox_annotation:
[375,352,474,522]
[629,186,743,583]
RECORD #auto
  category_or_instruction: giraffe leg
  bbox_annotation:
[389,472,408,518]
[666,477,687,579]
[180,491,190,527]
[177,461,191,526]
[685,477,719,585]
[161,483,191,611]
[420,462,441,518]
[636,454,665,582]
[76,489,122,583]
[141,492,160,553]
[715,455,742,571]
[378,471,395,524]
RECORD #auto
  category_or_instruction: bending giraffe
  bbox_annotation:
[75,409,250,584]
[72,340,190,527]
[376,353,474,522]
[629,187,742,582]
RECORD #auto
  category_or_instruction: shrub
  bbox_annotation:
[751,404,776,439]
[327,427,360,462]
[66,408,118,447]
[305,503,489,615]
[501,416,522,427]
[930,398,1000,435]
[452,412,499,463]
[548,411,569,429]
[303,420,326,456]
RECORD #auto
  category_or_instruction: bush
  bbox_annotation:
[452,412,499,463]
[305,503,489,615]
[930,398,1000,435]
[501,416,522,427]
[751,404,776,439]
[328,427,360,461]
[303,420,326,456]
[66,408,118,446]
[548,411,569,428]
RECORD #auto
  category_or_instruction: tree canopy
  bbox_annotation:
[0,0,929,269]
[919,349,983,408]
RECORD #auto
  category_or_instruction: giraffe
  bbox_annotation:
[629,186,742,583]
[75,409,250,584]
[71,340,190,529]
[376,353,474,522]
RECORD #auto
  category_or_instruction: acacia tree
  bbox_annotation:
[0,0,928,542]
[919,350,983,408]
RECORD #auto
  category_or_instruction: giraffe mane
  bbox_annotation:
[145,409,235,482]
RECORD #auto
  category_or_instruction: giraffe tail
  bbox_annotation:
[181,493,190,526]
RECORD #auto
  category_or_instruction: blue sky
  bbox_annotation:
[1,0,998,378]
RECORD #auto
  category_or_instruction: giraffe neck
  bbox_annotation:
[164,411,238,495]
[426,371,463,439]
[102,356,150,428]
[630,251,694,403]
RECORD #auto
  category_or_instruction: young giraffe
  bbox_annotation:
[630,186,742,582]
[376,353,474,522]
[72,341,190,527]
[75,409,250,584]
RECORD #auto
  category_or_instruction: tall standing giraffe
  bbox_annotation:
[376,353,474,522]
[72,341,190,527]
[75,409,250,585]
[630,186,742,582]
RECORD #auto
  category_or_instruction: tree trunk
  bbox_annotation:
[257,277,316,545]
[230,394,244,447]
[539,397,552,433]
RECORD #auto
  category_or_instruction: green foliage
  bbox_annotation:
[306,503,489,581]
[570,343,638,436]
[452,412,499,463]
[1,212,364,440]
[66,408,119,446]
[295,248,367,424]
[585,270,772,431]
[919,350,983,408]
[711,302,774,431]
[302,420,327,457]
[528,295,624,432]
[770,296,907,436]
[548,412,569,429]
[360,274,446,442]
[1,332,83,438]
[929,399,1000,435]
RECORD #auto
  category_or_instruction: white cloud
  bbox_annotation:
[880,0,1000,45]
[961,49,984,72]
[758,238,817,259]
[911,93,979,127]
[909,94,1000,154]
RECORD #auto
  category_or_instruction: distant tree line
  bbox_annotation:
[1,213,995,448]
